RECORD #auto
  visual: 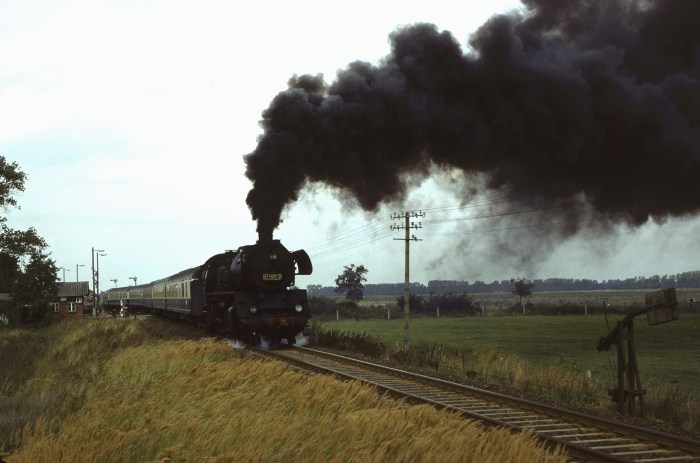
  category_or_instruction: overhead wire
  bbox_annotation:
[308,200,595,270]
[422,213,628,238]
[308,199,594,263]
[423,201,591,225]
[308,202,589,277]
[303,153,690,271]
[305,216,387,251]
[309,223,394,259]
[312,239,399,271]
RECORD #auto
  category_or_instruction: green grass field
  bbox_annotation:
[321,313,700,391]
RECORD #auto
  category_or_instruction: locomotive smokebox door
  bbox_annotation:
[644,288,679,326]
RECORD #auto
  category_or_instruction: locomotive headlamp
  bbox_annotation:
[295,304,303,313]
[269,254,277,260]
[249,307,258,314]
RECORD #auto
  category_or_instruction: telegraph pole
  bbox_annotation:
[91,248,105,317]
[391,210,425,350]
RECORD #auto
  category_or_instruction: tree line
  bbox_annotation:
[308,271,700,297]
[1,156,58,324]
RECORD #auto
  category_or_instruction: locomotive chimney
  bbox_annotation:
[257,231,273,243]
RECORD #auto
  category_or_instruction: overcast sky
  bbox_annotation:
[2,0,699,291]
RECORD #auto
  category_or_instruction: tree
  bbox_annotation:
[306,284,324,297]
[1,156,57,324]
[1,157,38,257]
[0,156,26,210]
[14,250,58,323]
[0,252,20,293]
[511,278,535,311]
[395,293,424,313]
[334,264,368,302]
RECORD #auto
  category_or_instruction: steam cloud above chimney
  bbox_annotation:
[244,0,700,240]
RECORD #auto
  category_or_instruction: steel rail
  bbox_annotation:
[251,345,700,463]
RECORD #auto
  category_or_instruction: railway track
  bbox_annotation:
[252,345,700,463]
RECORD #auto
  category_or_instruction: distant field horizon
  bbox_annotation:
[321,288,700,312]
[306,270,700,295]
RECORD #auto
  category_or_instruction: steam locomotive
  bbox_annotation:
[103,237,313,345]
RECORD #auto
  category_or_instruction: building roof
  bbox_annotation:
[57,282,90,297]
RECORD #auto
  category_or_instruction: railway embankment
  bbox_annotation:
[1,318,565,462]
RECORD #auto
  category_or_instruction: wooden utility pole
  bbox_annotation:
[391,210,425,350]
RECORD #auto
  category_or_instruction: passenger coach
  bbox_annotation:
[105,267,201,318]
[102,238,313,345]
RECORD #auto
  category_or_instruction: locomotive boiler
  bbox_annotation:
[103,237,312,345]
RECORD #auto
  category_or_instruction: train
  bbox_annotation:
[103,237,313,345]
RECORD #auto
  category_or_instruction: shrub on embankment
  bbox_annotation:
[1,318,565,462]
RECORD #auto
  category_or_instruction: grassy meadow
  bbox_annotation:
[322,314,700,390]
[0,318,565,462]
[318,312,700,432]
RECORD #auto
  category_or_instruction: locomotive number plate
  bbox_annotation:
[263,273,283,281]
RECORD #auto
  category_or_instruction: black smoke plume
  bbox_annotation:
[245,0,700,240]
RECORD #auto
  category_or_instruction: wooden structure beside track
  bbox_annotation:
[597,288,680,416]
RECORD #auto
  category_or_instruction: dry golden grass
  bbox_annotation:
[7,335,566,462]
[457,346,602,406]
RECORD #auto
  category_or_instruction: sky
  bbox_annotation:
[1,0,699,292]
